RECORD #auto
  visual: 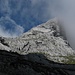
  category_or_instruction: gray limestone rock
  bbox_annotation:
[0,18,75,75]
[0,18,75,63]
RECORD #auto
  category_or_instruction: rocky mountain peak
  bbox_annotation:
[22,18,65,39]
[0,18,75,75]
[0,18,74,63]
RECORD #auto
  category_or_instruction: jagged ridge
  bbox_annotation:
[0,18,75,63]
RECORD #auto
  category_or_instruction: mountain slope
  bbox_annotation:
[0,18,75,63]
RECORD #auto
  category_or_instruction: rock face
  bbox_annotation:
[2,18,75,63]
[0,18,75,75]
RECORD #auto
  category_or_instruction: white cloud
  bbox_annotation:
[0,16,24,37]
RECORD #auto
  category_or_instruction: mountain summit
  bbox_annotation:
[0,18,75,75]
[0,18,75,63]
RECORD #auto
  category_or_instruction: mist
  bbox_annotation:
[30,0,75,49]
[47,0,75,49]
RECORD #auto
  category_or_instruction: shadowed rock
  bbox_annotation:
[0,50,75,75]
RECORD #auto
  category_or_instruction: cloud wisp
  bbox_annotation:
[27,0,75,49]
[47,0,75,49]
[0,16,24,37]
[30,0,75,49]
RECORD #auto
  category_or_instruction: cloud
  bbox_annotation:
[0,0,50,26]
[46,0,75,49]
[0,16,24,37]
[0,0,11,16]
[0,25,12,37]
[30,0,75,49]
[21,0,75,49]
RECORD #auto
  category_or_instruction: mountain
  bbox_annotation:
[2,18,75,63]
[0,18,75,75]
